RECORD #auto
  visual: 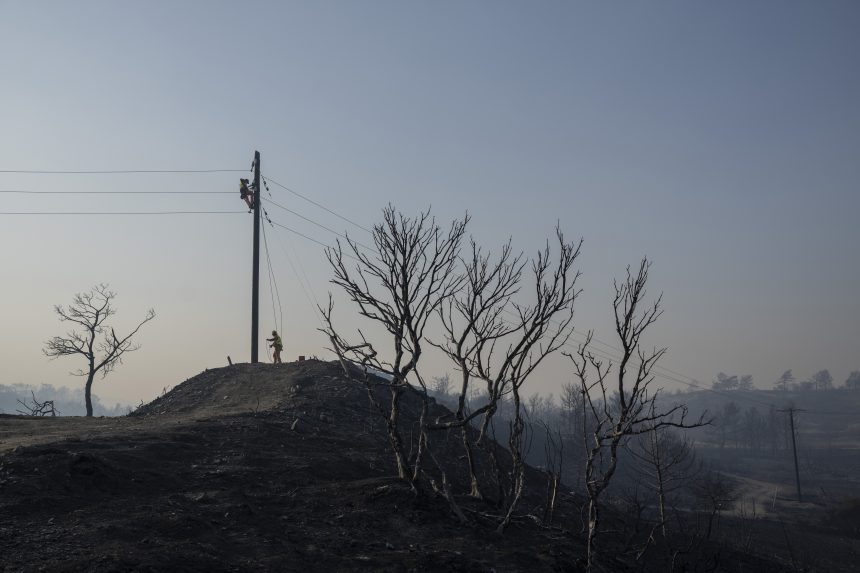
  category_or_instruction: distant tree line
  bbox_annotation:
[0,383,127,417]
[711,372,754,391]
[709,369,860,392]
[774,368,860,391]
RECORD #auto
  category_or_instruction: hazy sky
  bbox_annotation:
[2,1,858,408]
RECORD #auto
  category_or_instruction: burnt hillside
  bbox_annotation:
[0,360,791,572]
[0,360,584,572]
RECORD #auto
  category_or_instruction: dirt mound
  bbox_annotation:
[131,359,354,419]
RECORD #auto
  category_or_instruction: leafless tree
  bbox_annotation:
[566,259,706,569]
[809,369,834,391]
[321,209,581,530]
[433,229,583,532]
[431,373,452,397]
[540,420,564,525]
[429,237,525,499]
[690,466,738,540]
[560,380,584,435]
[629,423,698,537]
[320,206,468,490]
[526,392,555,421]
[775,369,794,391]
[43,284,155,417]
[16,391,58,417]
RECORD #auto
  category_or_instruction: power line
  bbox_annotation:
[0,169,246,174]
[261,215,284,334]
[263,196,377,253]
[266,218,335,250]
[266,209,325,312]
[264,216,327,329]
[289,240,326,319]
[799,408,858,416]
[264,213,364,264]
[262,176,373,234]
[0,210,245,215]
[0,190,233,195]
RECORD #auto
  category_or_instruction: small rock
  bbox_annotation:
[385,542,394,550]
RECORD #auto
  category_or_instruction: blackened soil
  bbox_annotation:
[0,361,587,572]
[0,361,795,572]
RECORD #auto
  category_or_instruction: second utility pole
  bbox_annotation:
[251,150,261,363]
[779,406,805,503]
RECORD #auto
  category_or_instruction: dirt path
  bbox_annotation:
[723,472,823,519]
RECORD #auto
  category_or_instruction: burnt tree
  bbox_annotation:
[432,229,582,531]
[43,284,155,417]
[321,206,468,489]
[566,259,705,569]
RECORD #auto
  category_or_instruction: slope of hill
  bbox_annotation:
[0,361,794,572]
[0,361,583,572]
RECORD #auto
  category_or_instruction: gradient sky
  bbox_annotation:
[2,1,858,408]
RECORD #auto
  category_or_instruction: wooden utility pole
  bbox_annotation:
[779,407,805,502]
[251,150,261,363]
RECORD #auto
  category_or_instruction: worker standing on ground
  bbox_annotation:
[267,330,283,364]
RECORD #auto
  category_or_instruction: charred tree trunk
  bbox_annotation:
[498,393,526,533]
[462,426,482,498]
[84,367,95,417]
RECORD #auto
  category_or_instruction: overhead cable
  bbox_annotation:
[263,176,373,234]
[0,210,245,215]
[0,190,233,195]
[263,196,377,253]
[0,169,246,174]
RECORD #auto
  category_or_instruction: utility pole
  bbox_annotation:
[779,407,805,503]
[251,151,261,363]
